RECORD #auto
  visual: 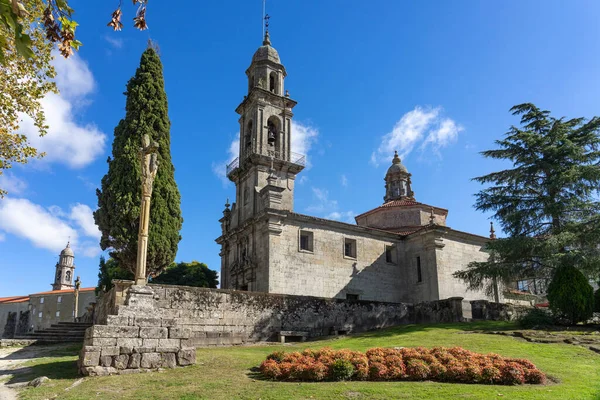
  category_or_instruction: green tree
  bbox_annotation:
[454,103,600,293]
[547,265,594,324]
[594,287,600,313]
[152,261,219,288]
[96,255,134,294]
[94,46,183,277]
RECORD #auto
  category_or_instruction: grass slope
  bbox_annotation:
[17,322,600,399]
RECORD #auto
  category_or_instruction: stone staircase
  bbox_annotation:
[15,321,91,343]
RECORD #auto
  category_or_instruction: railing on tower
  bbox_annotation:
[226,145,306,178]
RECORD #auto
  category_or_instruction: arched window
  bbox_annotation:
[66,271,71,282]
[269,72,277,94]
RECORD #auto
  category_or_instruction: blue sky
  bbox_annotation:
[1,1,599,296]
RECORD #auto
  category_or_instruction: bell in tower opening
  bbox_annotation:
[267,120,277,146]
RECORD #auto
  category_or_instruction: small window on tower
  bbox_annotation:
[40,297,44,304]
[57,296,62,303]
[299,230,314,252]
[55,311,60,317]
[416,256,423,283]
[344,238,357,259]
[269,72,276,93]
[38,312,42,318]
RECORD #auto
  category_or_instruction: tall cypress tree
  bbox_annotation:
[94,46,182,277]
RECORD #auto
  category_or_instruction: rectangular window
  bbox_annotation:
[55,311,60,317]
[40,297,44,304]
[344,238,357,259]
[299,230,314,252]
[385,245,396,264]
[517,280,529,292]
[38,312,42,318]
[346,294,359,301]
[416,256,423,283]
[57,296,62,303]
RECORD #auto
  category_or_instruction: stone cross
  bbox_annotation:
[73,276,81,322]
[135,134,159,285]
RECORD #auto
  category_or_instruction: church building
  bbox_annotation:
[216,31,496,304]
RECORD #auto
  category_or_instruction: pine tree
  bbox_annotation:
[454,103,600,293]
[94,46,183,277]
[96,255,134,294]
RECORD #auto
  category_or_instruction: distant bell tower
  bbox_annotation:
[226,29,305,224]
[52,242,75,291]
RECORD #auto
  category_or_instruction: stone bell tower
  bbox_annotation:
[52,242,75,290]
[384,151,414,202]
[226,30,305,225]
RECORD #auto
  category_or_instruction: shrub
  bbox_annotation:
[517,308,555,329]
[594,288,600,313]
[405,359,430,380]
[258,346,546,385]
[547,265,594,325]
[330,359,355,381]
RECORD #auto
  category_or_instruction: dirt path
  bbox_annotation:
[0,345,66,400]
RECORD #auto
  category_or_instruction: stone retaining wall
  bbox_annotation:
[80,283,510,376]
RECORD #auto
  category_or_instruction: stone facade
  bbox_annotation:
[216,33,499,305]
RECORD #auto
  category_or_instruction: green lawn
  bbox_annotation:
[16,321,600,400]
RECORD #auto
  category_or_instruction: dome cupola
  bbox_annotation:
[384,151,414,202]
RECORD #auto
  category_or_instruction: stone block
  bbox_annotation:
[142,339,159,347]
[120,347,133,355]
[106,315,131,326]
[134,317,162,327]
[140,327,168,339]
[158,338,180,348]
[91,337,117,347]
[140,352,161,369]
[169,327,191,339]
[82,346,102,353]
[160,353,177,368]
[82,366,117,377]
[100,355,113,367]
[116,338,144,348]
[128,353,141,369]
[133,347,155,354]
[101,347,120,357]
[80,351,100,367]
[156,347,179,353]
[161,318,177,327]
[177,348,196,366]
[113,354,129,370]
[92,325,139,338]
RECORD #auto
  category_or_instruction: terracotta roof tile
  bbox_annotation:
[0,296,30,304]
[30,287,95,296]
[355,200,448,219]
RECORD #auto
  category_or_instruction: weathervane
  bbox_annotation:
[264,14,270,33]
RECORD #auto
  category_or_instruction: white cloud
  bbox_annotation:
[297,175,309,185]
[371,106,462,166]
[0,198,101,257]
[19,52,106,169]
[0,198,78,253]
[0,173,27,195]
[325,211,356,224]
[305,187,355,223]
[212,137,239,186]
[70,203,101,240]
[291,121,319,167]
[0,232,5,241]
[341,174,348,187]
[213,120,319,185]
[104,35,124,49]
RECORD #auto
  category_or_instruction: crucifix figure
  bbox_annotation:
[135,134,159,285]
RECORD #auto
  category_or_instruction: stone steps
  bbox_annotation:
[16,321,91,343]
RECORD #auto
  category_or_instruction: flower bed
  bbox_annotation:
[259,347,546,385]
